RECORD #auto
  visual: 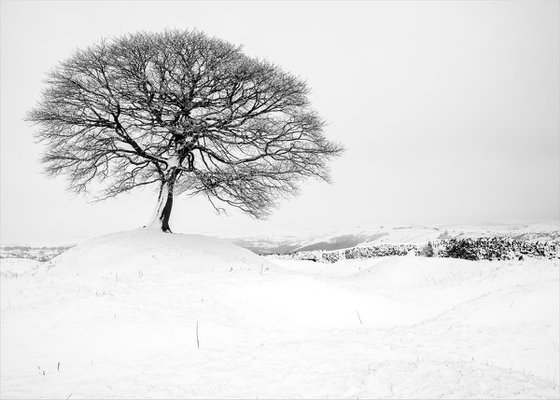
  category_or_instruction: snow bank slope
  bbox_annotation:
[0,258,41,278]
[53,228,277,277]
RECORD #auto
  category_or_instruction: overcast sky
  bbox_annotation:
[1,1,558,245]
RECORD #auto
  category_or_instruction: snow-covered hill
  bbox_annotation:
[225,222,560,254]
[1,229,558,398]
[53,228,277,275]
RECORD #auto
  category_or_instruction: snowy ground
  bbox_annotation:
[1,229,559,399]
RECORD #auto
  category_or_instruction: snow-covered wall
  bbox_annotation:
[270,237,560,263]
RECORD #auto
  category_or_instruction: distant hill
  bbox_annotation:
[226,222,560,255]
[2,222,558,261]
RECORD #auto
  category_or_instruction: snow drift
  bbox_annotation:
[53,228,278,277]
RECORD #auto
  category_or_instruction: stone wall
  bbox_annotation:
[428,237,560,261]
[268,237,560,263]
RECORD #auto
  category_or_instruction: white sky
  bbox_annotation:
[1,1,559,245]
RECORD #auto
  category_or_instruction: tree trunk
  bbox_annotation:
[146,171,177,233]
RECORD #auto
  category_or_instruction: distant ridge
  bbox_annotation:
[226,222,560,255]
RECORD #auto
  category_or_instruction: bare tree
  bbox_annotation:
[28,30,343,232]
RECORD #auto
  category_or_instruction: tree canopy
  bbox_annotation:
[28,29,343,232]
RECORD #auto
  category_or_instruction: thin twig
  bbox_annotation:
[196,321,200,349]
[356,310,363,325]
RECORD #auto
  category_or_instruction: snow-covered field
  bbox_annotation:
[1,229,559,398]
